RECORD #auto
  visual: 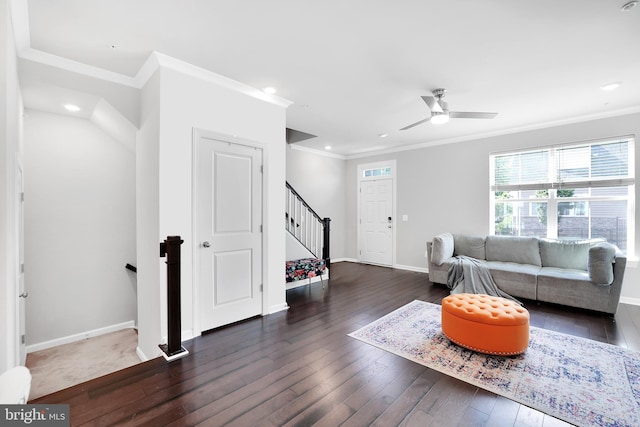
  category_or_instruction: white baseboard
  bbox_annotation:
[394,264,428,273]
[27,320,136,353]
[136,347,150,362]
[333,258,428,273]
[181,329,196,341]
[332,258,358,263]
[268,302,289,314]
[620,296,640,306]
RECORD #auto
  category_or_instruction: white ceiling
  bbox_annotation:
[13,0,640,156]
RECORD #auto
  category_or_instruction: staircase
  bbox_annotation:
[285,181,330,287]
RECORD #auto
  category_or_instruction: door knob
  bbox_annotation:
[202,241,211,248]
[19,291,28,298]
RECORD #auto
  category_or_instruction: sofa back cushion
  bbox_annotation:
[485,236,541,266]
[453,235,486,260]
[540,239,590,271]
[431,232,454,266]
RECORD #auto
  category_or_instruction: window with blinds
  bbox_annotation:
[490,136,634,253]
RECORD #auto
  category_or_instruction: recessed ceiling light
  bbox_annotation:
[621,1,638,12]
[64,104,81,112]
[378,133,388,138]
[600,82,621,91]
[324,146,332,150]
[263,87,277,94]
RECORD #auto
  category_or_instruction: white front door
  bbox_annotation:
[359,178,393,266]
[197,136,263,332]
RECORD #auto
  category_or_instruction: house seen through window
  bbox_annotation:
[490,136,634,254]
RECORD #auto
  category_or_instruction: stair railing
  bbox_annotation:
[285,181,330,265]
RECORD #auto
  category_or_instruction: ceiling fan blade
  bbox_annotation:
[421,96,443,113]
[449,111,498,119]
[400,117,431,131]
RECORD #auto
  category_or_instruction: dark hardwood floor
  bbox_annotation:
[32,262,640,426]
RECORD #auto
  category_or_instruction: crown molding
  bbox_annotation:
[135,52,293,108]
[10,1,293,109]
[16,48,294,109]
[289,143,347,160]
[345,106,640,160]
[19,48,139,87]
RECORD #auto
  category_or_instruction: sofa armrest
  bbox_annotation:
[588,242,618,285]
[427,241,452,285]
[604,252,627,314]
[431,232,454,265]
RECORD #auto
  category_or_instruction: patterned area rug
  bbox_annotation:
[348,300,640,427]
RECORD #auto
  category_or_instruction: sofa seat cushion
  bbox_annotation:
[537,267,613,312]
[485,261,540,300]
[486,236,541,266]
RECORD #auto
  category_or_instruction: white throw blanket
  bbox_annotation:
[447,255,521,304]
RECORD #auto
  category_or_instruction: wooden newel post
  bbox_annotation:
[322,217,331,267]
[159,235,189,360]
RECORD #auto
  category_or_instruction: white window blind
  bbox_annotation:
[492,137,634,191]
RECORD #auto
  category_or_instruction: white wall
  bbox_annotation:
[136,70,162,360]
[345,112,640,301]
[0,0,23,372]
[286,145,347,260]
[23,110,137,347]
[135,59,288,359]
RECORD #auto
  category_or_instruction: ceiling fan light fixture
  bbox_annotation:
[430,111,450,124]
[600,81,621,91]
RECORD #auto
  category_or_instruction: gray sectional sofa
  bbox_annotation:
[426,233,627,314]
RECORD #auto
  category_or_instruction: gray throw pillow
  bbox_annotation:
[431,233,454,266]
[588,242,617,285]
[540,239,590,270]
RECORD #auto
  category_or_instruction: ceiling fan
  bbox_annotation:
[400,88,498,130]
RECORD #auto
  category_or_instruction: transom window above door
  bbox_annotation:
[362,166,392,178]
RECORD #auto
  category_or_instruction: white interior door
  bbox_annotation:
[197,137,263,332]
[359,178,393,266]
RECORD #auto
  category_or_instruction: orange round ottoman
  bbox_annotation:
[441,293,530,356]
